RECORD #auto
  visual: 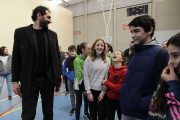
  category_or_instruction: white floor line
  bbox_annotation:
[0,95,19,102]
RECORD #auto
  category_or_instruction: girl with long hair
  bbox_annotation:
[149,33,180,120]
[74,42,91,120]
[84,39,110,120]
[0,46,12,100]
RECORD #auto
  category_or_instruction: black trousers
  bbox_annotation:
[89,89,106,120]
[75,90,89,120]
[21,76,55,120]
[106,96,121,120]
[64,75,69,92]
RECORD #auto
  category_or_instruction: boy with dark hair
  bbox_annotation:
[120,15,169,120]
[68,45,76,51]
[63,45,76,116]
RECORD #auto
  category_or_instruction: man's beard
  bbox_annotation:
[174,61,180,79]
[39,19,49,30]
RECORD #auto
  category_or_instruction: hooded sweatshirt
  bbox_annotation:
[0,54,12,75]
[106,51,113,65]
[120,38,169,119]
[165,80,180,120]
[74,55,85,90]
[105,65,127,100]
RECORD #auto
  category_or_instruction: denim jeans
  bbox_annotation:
[0,73,12,96]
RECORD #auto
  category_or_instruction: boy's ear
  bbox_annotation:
[147,27,154,35]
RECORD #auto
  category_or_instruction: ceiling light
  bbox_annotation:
[52,0,62,4]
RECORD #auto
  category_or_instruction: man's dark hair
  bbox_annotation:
[31,6,51,22]
[68,45,76,51]
[128,15,155,38]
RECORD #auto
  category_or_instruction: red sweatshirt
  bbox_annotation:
[105,65,127,100]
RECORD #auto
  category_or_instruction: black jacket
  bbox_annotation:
[12,24,62,98]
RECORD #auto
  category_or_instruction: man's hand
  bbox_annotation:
[59,75,63,88]
[13,83,21,96]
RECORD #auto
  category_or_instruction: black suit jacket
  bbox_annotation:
[12,24,62,98]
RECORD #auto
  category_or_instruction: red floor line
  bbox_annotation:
[0,100,22,117]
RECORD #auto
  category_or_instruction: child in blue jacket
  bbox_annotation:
[63,45,76,116]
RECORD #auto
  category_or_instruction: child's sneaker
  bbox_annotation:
[65,91,69,96]
[84,112,91,120]
[69,108,75,116]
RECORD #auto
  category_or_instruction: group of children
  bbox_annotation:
[61,38,127,120]
[61,14,180,120]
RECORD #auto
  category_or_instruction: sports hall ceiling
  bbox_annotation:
[67,0,84,5]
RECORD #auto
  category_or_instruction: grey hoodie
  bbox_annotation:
[0,54,12,75]
[144,37,161,46]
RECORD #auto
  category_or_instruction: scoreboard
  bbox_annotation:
[127,5,148,17]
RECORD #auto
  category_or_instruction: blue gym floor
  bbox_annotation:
[0,82,89,120]
[0,82,119,120]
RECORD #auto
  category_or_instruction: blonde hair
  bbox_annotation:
[89,38,107,63]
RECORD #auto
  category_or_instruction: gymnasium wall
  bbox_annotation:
[72,0,180,52]
[0,0,73,52]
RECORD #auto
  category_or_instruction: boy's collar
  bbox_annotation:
[134,37,160,51]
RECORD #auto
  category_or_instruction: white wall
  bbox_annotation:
[0,0,73,52]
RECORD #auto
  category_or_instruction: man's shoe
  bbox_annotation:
[8,95,12,100]
[69,108,75,116]
[84,112,91,120]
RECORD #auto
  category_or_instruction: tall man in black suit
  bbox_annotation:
[12,6,63,120]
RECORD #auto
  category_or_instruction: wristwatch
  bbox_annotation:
[86,90,91,95]
[11,82,18,85]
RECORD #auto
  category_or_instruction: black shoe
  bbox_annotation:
[65,91,69,96]
[69,108,75,116]
[84,112,91,120]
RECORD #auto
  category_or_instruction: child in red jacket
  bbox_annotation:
[102,50,127,120]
